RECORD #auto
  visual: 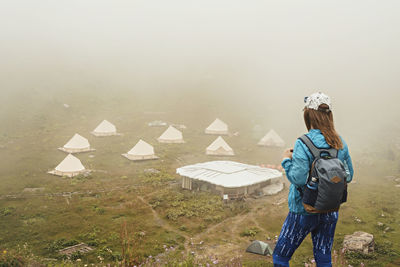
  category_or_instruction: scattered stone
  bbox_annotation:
[396,184,400,188]
[354,217,362,223]
[343,231,374,254]
[384,227,391,232]
[58,243,93,256]
[144,168,160,174]
[88,155,95,158]
[63,104,70,108]
[395,178,400,183]
[22,188,45,194]
[377,222,384,227]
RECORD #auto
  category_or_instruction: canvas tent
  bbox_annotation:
[258,129,285,147]
[205,118,228,135]
[91,120,119,136]
[206,136,234,156]
[157,126,184,143]
[246,241,273,256]
[177,160,283,199]
[59,133,95,153]
[122,139,159,161]
[48,154,88,177]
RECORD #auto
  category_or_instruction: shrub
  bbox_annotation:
[240,227,260,237]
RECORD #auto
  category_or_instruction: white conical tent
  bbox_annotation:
[205,118,228,135]
[157,126,184,143]
[91,120,118,136]
[206,136,234,156]
[122,139,159,161]
[258,129,285,147]
[59,133,95,153]
[48,154,87,177]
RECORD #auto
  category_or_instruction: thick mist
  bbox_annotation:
[1,0,400,150]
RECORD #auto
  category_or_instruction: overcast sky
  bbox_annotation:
[1,0,399,141]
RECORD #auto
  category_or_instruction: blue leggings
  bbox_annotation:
[273,211,338,267]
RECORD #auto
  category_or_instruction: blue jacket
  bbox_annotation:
[281,129,354,215]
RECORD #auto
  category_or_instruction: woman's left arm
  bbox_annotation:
[281,139,311,187]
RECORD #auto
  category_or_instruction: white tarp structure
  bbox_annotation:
[205,118,228,135]
[122,139,159,161]
[91,120,119,136]
[48,154,88,177]
[157,126,184,143]
[177,160,282,198]
[59,133,95,153]
[206,136,234,156]
[258,129,285,147]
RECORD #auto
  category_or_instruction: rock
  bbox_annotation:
[377,222,384,227]
[343,231,374,254]
[144,168,160,174]
[396,184,400,188]
[395,178,400,183]
[22,187,45,194]
[384,227,390,232]
[89,155,95,158]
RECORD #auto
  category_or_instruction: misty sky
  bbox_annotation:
[1,0,400,142]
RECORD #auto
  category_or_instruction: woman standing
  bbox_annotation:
[273,92,354,267]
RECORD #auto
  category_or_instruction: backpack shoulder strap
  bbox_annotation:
[298,134,338,158]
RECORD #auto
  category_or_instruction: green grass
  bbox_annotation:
[0,89,400,265]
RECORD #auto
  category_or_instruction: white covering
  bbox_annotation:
[59,133,94,153]
[304,92,332,110]
[122,139,159,161]
[91,120,118,136]
[49,154,87,177]
[206,136,234,156]
[205,118,228,135]
[177,161,282,188]
[157,126,184,143]
[258,129,285,147]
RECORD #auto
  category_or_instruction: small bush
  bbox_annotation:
[0,206,16,216]
[240,227,260,237]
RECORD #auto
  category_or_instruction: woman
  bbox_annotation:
[272,92,354,267]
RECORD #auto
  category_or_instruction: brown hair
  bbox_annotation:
[303,104,343,149]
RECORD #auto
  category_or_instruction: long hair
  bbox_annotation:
[303,104,343,149]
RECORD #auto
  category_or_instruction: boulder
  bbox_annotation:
[343,231,374,254]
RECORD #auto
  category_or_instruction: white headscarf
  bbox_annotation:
[304,92,332,110]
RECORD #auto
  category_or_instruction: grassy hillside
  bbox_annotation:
[0,89,399,266]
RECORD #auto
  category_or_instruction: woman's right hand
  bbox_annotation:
[283,148,293,159]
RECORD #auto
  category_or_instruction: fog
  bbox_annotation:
[1,0,400,150]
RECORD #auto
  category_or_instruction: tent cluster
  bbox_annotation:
[50,120,121,177]
[49,118,285,177]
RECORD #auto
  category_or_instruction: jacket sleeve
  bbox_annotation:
[342,141,354,183]
[281,139,311,187]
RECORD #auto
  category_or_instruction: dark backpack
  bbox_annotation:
[298,135,348,213]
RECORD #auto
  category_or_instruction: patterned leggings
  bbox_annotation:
[273,211,338,267]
